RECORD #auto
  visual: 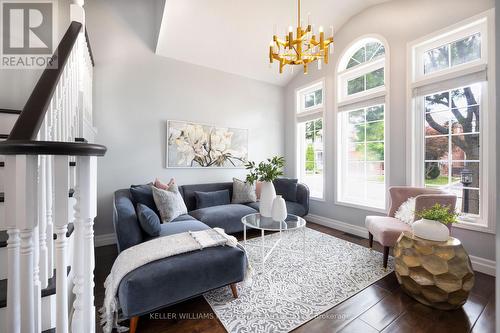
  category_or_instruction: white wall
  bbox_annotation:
[85,0,285,236]
[284,0,495,261]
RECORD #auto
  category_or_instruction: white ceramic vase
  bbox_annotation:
[412,218,450,242]
[271,195,287,221]
[259,181,276,217]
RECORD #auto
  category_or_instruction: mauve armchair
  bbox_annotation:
[365,186,457,268]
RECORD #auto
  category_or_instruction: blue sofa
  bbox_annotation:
[112,181,309,331]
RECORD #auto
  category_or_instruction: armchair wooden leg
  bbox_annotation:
[368,233,373,248]
[383,246,389,269]
[130,316,139,333]
[230,283,238,298]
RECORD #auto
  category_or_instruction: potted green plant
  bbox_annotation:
[412,204,458,241]
[245,156,285,217]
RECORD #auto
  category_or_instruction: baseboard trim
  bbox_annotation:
[305,213,496,276]
[94,233,116,247]
[306,214,369,239]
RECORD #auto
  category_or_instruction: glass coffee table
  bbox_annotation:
[241,213,306,272]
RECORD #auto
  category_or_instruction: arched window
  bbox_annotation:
[336,37,389,211]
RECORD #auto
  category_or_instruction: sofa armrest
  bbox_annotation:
[296,183,310,216]
[113,189,144,252]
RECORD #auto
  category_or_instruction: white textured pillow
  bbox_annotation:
[232,178,257,204]
[394,197,416,225]
[152,184,188,223]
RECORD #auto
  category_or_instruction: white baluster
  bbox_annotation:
[38,154,48,287]
[54,155,70,333]
[46,155,54,277]
[6,155,39,333]
[72,156,96,333]
[32,223,41,333]
[5,229,20,333]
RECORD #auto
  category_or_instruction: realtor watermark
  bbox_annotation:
[1,0,57,69]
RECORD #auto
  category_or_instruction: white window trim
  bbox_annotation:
[295,78,326,200]
[407,9,496,234]
[335,35,391,213]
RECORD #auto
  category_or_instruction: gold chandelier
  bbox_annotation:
[269,0,334,74]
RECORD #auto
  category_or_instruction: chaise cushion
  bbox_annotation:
[130,184,160,217]
[189,204,257,234]
[365,215,411,247]
[118,219,247,317]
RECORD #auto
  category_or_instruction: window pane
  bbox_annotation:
[314,89,323,105]
[367,142,384,161]
[348,109,365,124]
[424,161,449,187]
[351,47,366,64]
[348,76,365,95]
[366,105,384,121]
[451,33,481,67]
[340,105,385,209]
[366,162,385,182]
[424,45,449,74]
[425,111,450,136]
[347,58,360,69]
[305,93,315,108]
[299,118,324,199]
[425,137,449,160]
[450,187,480,216]
[451,106,479,134]
[451,134,479,160]
[366,42,384,61]
[425,92,450,112]
[366,121,384,141]
[366,68,384,90]
[451,85,481,108]
[451,161,479,188]
[348,143,365,161]
[350,124,365,142]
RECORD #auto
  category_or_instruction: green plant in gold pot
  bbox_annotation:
[412,204,458,241]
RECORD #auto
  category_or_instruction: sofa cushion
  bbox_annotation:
[130,184,160,217]
[152,185,188,223]
[118,236,247,317]
[246,201,306,217]
[189,204,257,234]
[158,219,209,237]
[232,178,257,204]
[179,182,233,212]
[273,178,298,202]
[136,204,161,237]
[195,189,231,209]
[365,215,411,247]
[171,214,197,223]
[113,189,144,252]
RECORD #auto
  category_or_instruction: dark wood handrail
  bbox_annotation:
[8,22,82,141]
[0,141,106,156]
[85,28,95,67]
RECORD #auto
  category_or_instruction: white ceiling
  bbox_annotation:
[156,0,392,86]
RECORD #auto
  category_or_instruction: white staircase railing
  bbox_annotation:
[0,16,106,333]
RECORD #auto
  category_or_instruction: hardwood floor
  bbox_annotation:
[94,223,495,333]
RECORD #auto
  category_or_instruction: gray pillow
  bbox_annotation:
[152,184,188,223]
[232,178,257,204]
[194,190,231,209]
[136,203,161,236]
[273,178,298,202]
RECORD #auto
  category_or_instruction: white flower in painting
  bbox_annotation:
[211,129,233,153]
[174,124,208,166]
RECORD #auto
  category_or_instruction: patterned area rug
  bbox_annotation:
[204,227,394,333]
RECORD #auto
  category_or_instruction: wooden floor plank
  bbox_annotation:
[338,317,379,333]
[471,298,495,333]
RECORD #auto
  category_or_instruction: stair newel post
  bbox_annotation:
[6,155,39,333]
[54,155,70,333]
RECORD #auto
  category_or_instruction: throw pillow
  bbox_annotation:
[194,190,231,209]
[136,203,161,236]
[232,178,257,204]
[130,184,160,217]
[154,177,174,190]
[152,184,188,223]
[273,178,298,202]
[395,197,416,225]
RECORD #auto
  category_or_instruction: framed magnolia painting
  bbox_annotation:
[166,120,248,168]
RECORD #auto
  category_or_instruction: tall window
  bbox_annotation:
[410,12,494,230]
[337,38,388,211]
[296,81,324,199]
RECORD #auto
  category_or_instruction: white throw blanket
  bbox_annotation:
[99,228,252,333]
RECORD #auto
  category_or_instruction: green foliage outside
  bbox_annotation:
[305,144,315,172]
[417,203,459,225]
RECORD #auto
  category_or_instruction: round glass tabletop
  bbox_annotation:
[241,213,306,231]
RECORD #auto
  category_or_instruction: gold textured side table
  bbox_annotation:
[393,232,474,310]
